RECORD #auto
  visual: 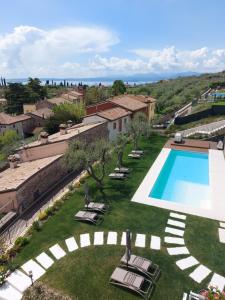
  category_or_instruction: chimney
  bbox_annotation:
[8,154,19,169]
[59,123,68,135]
[67,120,73,128]
[40,131,49,144]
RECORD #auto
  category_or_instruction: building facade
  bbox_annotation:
[0,113,34,137]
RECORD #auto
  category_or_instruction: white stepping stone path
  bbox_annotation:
[49,244,66,259]
[94,232,104,245]
[176,256,199,270]
[165,227,184,237]
[167,219,186,229]
[107,231,117,245]
[182,292,187,300]
[6,270,31,293]
[220,222,225,228]
[150,235,161,250]
[209,273,225,291]
[135,234,146,248]
[21,259,46,281]
[164,236,185,245]
[218,228,225,243]
[36,252,54,269]
[120,232,132,245]
[0,282,22,300]
[170,212,186,220]
[189,265,211,283]
[167,247,190,256]
[65,237,78,252]
[80,233,91,247]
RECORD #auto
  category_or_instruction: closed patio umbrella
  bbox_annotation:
[125,229,131,268]
[84,183,90,207]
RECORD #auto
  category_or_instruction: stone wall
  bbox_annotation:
[16,156,68,212]
[0,191,17,213]
[18,122,109,162]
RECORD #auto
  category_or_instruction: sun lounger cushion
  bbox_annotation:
[128,154,141,158]
[75,211,97,219]
[111,267,144,289]
[114,167,130,173]
[121,255,151,271]
[85,202,105,210]
[109,173,125,178]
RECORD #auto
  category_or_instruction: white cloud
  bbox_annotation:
[0,25,119,77]
[1,26,225,78]
[132,46,225,73]
[88,46,225,76]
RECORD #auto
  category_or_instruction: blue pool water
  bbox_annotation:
[149,150,210,209]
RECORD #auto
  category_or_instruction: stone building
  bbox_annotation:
[83,107,131,140]
[18,121,108,162]
[0,120,108,214]
[0,113,34,137]
[86,94,156,122]
[0,154,66,213]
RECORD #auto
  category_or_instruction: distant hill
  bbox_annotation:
[6,71,201,85]
[127,71,225,115]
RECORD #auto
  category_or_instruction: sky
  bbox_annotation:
[1,0,225,78]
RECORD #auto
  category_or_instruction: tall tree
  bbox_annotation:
[0,130,20,164]
[112,80,126,96]
[27,77,47,99]
[45,102,85,134]
[5,83,27,114]
[65,139,111,197]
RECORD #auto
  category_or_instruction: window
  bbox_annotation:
[113,122,117,129]
[124,118,127,124]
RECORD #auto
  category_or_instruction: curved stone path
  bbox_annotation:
[164,211,225,294]
[0,231,161,300]
[1,211,225,300]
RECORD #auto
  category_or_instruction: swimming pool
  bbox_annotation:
[149,150,210,209]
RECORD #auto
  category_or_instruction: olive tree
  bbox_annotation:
[65,139,111,197]
[127,112,151,150]
[113,133,130,168]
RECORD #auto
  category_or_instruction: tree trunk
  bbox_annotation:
[87,165,106,200]
[117,151,123,168]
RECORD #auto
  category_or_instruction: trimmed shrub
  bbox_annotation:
[45,207,54,216]
[7,262,19,272]
[7,246,18,258]
[52,200,63,211]
[32,220,42,232]
[74,181,80,188]
[68,184,74,191]
[79,177,85,184]
[38,211,48,221]
[14,236,29,251]
[0,254,8,265]
[15,236,29,248]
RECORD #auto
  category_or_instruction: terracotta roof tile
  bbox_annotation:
[109,95,147,111]
[130,95,156,103]
[47,97,71,105]
[0,113,31,125]
[29,108,53,119]
[97,107,131,121]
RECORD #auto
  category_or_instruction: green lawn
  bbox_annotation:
[13,135,225,300]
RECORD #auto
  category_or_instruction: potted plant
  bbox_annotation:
[199,286,225,299]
